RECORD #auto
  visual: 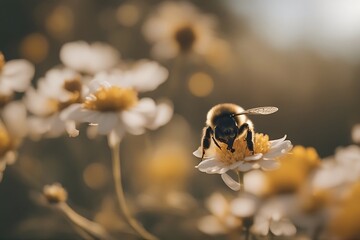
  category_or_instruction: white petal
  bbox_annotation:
[221,173,241,191]
[196,158,224,173]
[2,101,28,138]
[237,162,255,172]
[95,113,119,134]
[231,196,257,218]
[206,193,229,217]
[121,60,168,92]
[260,160,280,171]
[251,217,270,236]
[197,216,227,235]
[269,135,287,148]
[147,101,173,130]
[244,153,263,161]
[264,140,292,159]
[65,121,79,137]
[61,104,100,123]
[60,41,119,74]
[2,59,34,92]
[270,219,296,236]
[132,98,157,117]
[120,111,147,135]
[193,147,203,158]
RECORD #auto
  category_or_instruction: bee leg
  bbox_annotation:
[238,123,254,154]
[212,137,222,150]
[201,127,213,159]
[246,129,254,154]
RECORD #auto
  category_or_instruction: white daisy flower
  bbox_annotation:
[251,197,296,237]
[0,52,34,107]
[194,134,292,191]
[198,192,242,235]
[60,41,120,75]
[142,1,218,59]
[61,62,173,146]
[25,68,83,138]
[311,145,360,190]
[0,101,28,181]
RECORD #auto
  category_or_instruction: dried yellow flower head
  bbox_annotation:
[83,86,138,112]
[215,133,270,165]
[0,126,12,158]
[0,52,5,72]
[174,25,197,52]
[43,183,68,204]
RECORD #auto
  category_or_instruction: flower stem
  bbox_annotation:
[111,143,158,240]
[236,171,245,191]
[58,202,113,240]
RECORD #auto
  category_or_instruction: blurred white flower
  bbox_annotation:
[312,145,360,191]
[60,41,120,75]
[61,62,172,146]
[0,101,28,181]
[198,192,241,235]
[251,197,296,237]
[25,68,83,138]
[194,135,292,191]
[230,194,258,219]
[142,1,218,59]
[0,52,34,107]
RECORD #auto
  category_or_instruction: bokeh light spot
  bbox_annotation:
[20,33,49,63]
[116,3,140,27]
[46,5,74,39]
[83,163,109,190]
[188,72,214,97]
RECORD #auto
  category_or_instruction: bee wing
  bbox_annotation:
[233,106,278,116]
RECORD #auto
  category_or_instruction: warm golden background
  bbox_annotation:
[1,0,360,239]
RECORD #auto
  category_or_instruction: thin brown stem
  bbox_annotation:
[58,202,113,240]
[111,143,158,240]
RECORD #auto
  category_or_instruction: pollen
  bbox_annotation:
[83,86,138,112]
[215,133,270,165]
[0,126,12,158]
[0,52,5,72]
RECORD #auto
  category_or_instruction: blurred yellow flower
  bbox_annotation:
[140,144,192,190]
[265,146,320,195]
[329,182,360,239]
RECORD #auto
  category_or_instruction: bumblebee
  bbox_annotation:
[201,104,278,159]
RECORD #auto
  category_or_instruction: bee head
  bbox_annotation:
[214,116,238,151]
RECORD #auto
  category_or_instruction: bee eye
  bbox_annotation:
[224,129,231,134]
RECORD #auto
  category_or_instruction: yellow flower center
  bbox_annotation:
[57,77,82,111]
[83,86,138,112]
[174,25,196,52]
[0,52,5,72]
[0,126,12,157]
[215,133,270,165]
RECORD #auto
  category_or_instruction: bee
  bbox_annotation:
[201,104,278,159]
